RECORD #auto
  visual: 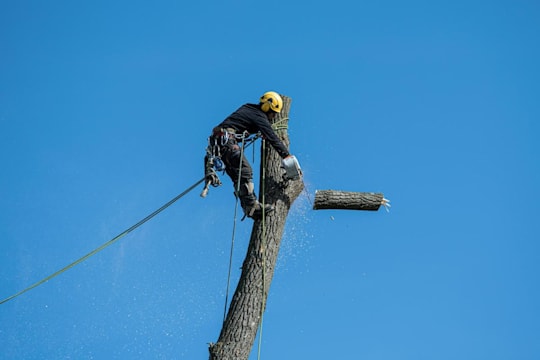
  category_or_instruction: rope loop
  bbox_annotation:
[271,117,289,133]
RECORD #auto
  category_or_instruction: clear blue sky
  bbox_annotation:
[1,1,539,359]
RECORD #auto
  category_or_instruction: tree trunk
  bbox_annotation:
[208,96,304,360]
[313,190,384,211]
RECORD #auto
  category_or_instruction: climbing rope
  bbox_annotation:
[218,134,269,358]
[222,131,247,323]
[257,139,268,360]
[0,177,205,305]
[255,122,288,359]
[217,124,287,358]
[220,131,265,323]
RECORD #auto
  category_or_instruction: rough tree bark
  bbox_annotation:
[313,190,384,211]
[208,95,304,360]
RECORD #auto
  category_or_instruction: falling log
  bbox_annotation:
[313,190,385,211]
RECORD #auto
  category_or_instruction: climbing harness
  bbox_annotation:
[200,133,226,198]
[0,178,205,305]
[201,129,261,198]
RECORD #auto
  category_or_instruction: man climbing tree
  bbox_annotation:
[206,94,388,359]
[203,91,301,219]
[207,93,305,360]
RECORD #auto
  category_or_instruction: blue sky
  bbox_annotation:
[1,1,539,359]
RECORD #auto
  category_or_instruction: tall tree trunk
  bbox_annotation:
[209,96,304,360]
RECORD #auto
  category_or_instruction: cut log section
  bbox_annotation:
[313,190,384,211]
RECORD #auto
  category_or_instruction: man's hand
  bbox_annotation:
[281,155,302,181]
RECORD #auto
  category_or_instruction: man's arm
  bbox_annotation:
[254,115,290,158]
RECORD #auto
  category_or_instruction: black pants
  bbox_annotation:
[220,137,253,188]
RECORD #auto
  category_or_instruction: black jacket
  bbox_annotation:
[218,103,290,158]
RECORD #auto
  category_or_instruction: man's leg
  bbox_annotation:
[223,143,273,219]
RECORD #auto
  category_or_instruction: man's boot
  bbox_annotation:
[237,182,274,220]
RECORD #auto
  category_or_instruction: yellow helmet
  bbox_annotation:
[259,91,283,113]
